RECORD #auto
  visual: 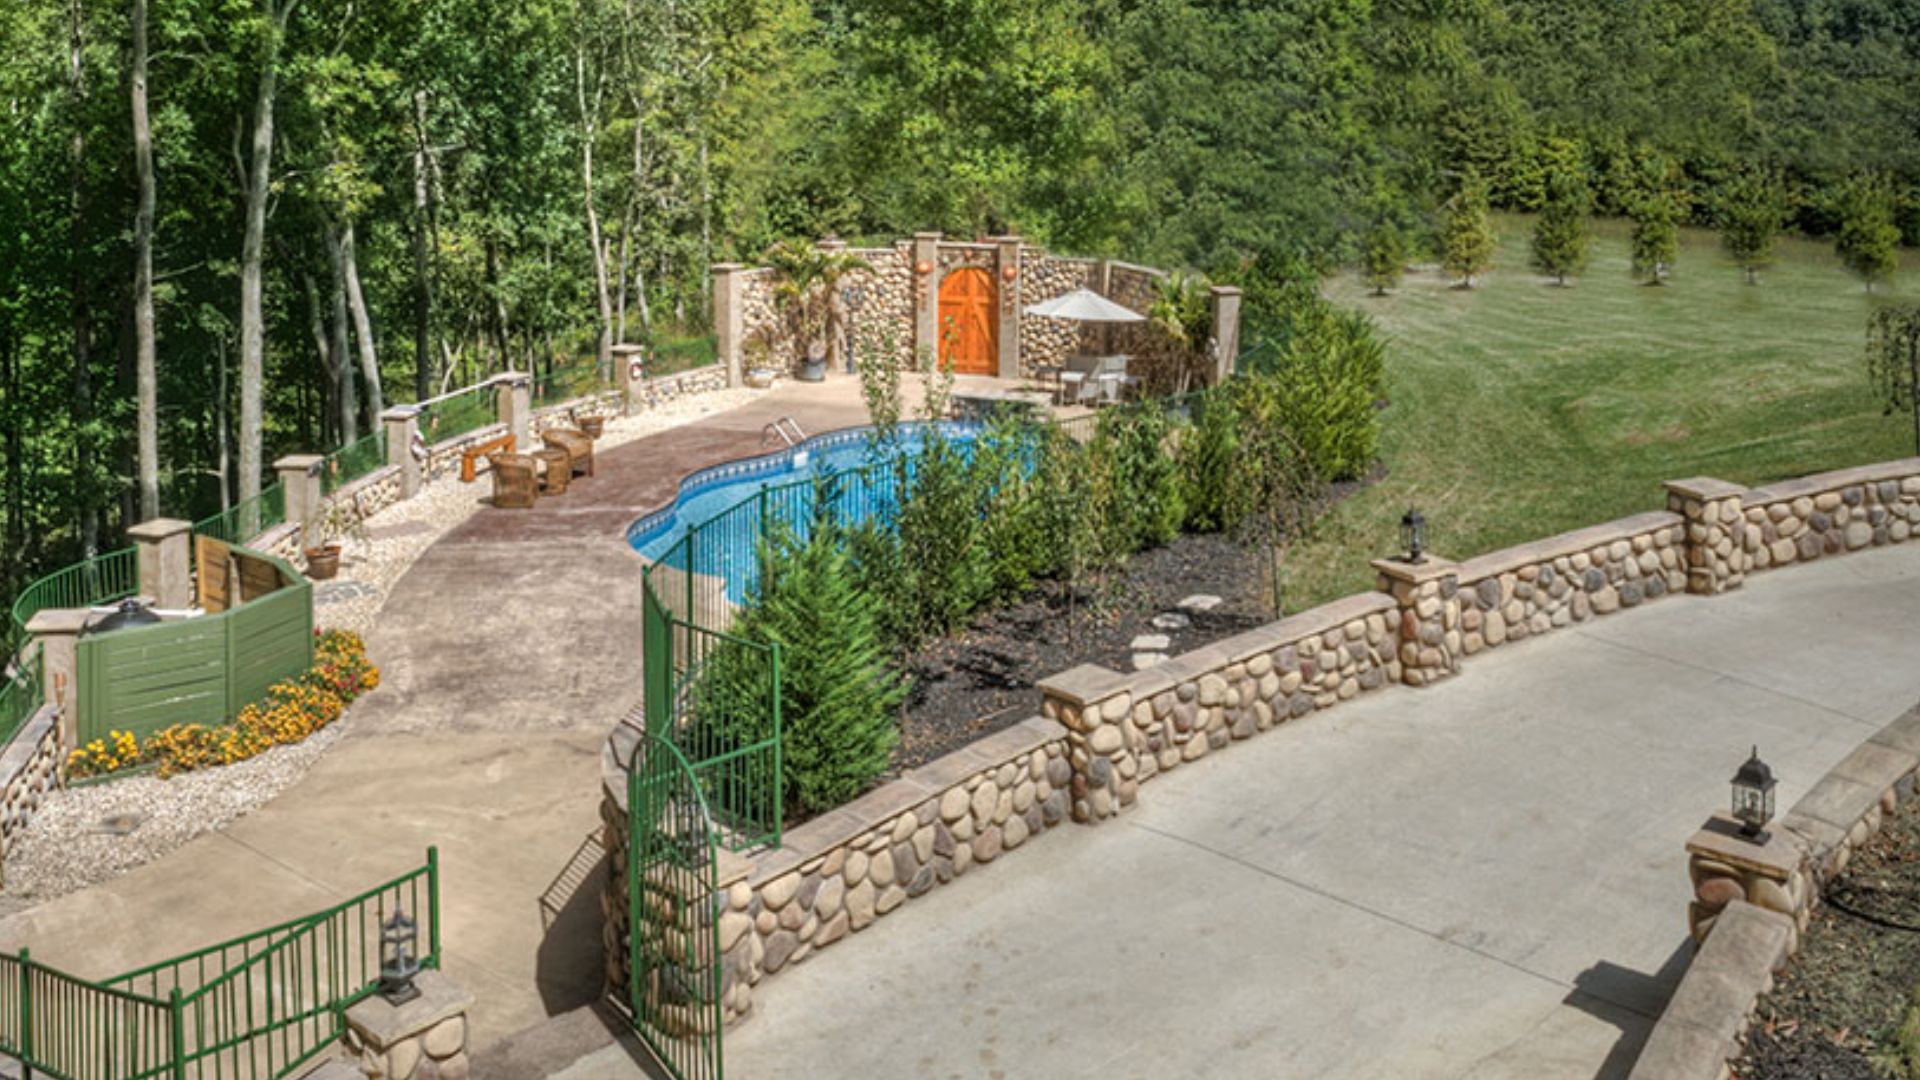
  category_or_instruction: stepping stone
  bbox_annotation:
[1130,634,1172,652]
[314,580,380,606]
[1176,594,1222,613]
[1151,612,1191,631]
[1131,653,1169,671]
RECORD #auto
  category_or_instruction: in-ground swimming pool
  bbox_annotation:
[627,421,979,601]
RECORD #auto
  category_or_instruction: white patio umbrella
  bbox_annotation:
[1022,287,1146,323]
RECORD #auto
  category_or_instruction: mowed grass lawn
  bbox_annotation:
[1288,214,1920,608]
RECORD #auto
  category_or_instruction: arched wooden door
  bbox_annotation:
[937,267,997,375]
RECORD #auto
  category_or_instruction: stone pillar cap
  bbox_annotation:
[912,230,944,241]
[712,262,747,273]
[126,518,193,541]
[609,343,646,357]
[1664,477,1747,501]
[381,406,422,422]
[273,454,325,471]
[344,970,474,1048]
[24,608,93,635]
[1036,663,1130,707]
[1210,284,1244,296]
[1370,555,1458,585]
[1687,812,1802,880]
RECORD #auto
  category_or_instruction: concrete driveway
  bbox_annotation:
[558,541,1920,1080]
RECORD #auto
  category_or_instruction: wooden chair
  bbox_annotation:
[542,428,595,478]
[488,452,538,509]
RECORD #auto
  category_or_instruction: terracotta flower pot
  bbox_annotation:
[304,544,343,581]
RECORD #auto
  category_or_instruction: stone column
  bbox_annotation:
[1686,813,1807,946]
[1210,285,1243,383]
[1665,477,1749,594]
[911,231,942,366]
[713,263,748,388]
[496,372,531,449]
[382,407,423,500]
[612,343,648,414]
[126,518,193,610]
[1373,556,1462,688]
[274,455,324,537]
[993,235,1023,380]
[24,609,87,749]
[1037,664,1140,824]
[343,970,474,1080]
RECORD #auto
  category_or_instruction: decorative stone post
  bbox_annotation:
[1373,556,1462,688]
[274,455,324,537]
[713,263,748,389]
[1037,664,1140,824]
[992,235,1023,379]
[612,343,648,414]
[126,518,193,610]
[1665,477,1749,594]
[1686,813,1806,946]
[24,610,87,748]
[343,970,474,1080]
[495,372,531,450]
[382,408,423,500]
[1209,286,1243,383]
[911,231,942,364]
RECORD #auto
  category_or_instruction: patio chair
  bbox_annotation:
[542,428,595,478]
[1058,355,1105,406]
[488,452,538,509]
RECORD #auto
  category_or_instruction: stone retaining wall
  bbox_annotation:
[1740,459,1920,573]
[1454,511,1685,658]
[0,704,62,883]
[1019,253,1096,370]
[1630,702,1920,1080]
[600,716,1070,1023]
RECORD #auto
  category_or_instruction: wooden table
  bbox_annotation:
[534,447,572,495]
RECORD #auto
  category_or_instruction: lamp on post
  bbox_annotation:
[1730,746,1777,841]
[1400,508,1427,565]
[379,909,423,1005]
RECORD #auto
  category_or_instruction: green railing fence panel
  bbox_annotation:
[648,334,717,377]
[224,581,314,717]
[0,645,43,747]
[192,483,287,548]
[78,617,229,744]
[0,852,438,1080]
[532,362,604,410]
[415,384,497,445]
[322,431,388,494]
[9,547,138,655]
[627,734,724,1080]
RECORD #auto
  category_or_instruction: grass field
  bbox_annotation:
[1286,214,1920,609]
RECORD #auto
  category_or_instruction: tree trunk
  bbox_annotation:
[303,272,338,445]
[131,0,159,522]
[411,90,436,402]
[340,219,383,422]
[577,46,613,381]
[238,0,297,504]
[326,225,358,444]
[70,0,100,549]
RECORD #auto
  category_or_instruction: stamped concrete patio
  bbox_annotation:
[555,541,1920,1080]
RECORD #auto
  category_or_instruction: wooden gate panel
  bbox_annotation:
[937,267,997,375]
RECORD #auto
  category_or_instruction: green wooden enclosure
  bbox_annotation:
[76,549,313,745]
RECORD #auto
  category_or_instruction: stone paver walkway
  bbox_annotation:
[0,377,874,1042]
[552,542,1920,1080]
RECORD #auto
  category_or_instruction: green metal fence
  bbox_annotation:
[648,335,717,377]
[7,547,138,659]
[0,851,439,1080]
[0,645,44,747]
[627,734,724,1080]
[322,431,388,494]
[414,383,498,445]
[191,484,288,547]
[533,362,604,410]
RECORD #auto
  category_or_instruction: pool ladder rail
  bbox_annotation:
[763,417,807,447]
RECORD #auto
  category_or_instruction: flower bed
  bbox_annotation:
[66,630,378,780]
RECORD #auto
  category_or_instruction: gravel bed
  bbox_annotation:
[0,385,764,912]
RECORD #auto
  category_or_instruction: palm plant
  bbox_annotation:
[763,240,872,372]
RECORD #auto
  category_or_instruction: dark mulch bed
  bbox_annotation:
[890,533,1273,770]
[1736,793,1920,1079]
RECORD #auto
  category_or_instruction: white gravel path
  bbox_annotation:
[0,385,763,911]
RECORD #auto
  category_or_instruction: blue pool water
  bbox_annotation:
[626,423,979,593]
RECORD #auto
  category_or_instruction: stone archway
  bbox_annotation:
[937,267,997,376]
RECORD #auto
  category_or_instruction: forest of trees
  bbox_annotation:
[3,0,1918,609]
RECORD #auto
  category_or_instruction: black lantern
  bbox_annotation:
[1730,746,1776,840]
[379,909,423,1005]
[1400,508,1427,565]
[86,599,163,636]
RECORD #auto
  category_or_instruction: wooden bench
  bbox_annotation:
[460,433,517,482]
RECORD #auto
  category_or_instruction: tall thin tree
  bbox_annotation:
[132,0,159,519]
[237,0,299,506]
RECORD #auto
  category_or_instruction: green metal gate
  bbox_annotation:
[627,731,724,1080]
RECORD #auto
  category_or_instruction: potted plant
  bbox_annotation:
[302,497,367,581]
[764,240,870,382]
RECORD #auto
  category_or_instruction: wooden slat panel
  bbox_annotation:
[196,536,232,613]
[226,584,314,712]
[233,551,283,603]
